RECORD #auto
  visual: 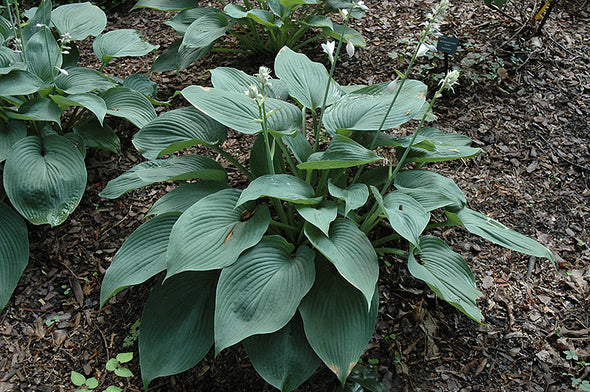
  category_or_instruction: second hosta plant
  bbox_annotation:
[100,46,553,390]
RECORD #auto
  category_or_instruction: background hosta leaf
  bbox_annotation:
[394,170,466,211]
[101,87,156,128]
[100,212,181,307]
[449,208,554,262]
[328,180,368,216]
[0,70,46,95]
[250,134,282,178]
[0,120,27,163]
[181,12,230,51]
[376,190,430,248]
[73,119,120,153]
[237,174,321,206]
[25,29,62,83]
[401,128,483,163]
[3,135,86,226]
[297,134,382,170]
[304,218,378,306]
[100,155,226,199]
[244,313,320,392]
[133,0,198,11]
[54,67,118,94]
[52,2,107,40]
[50,93,107,125]
[295,202,337,237]
[93,29,158,64]
[215,236,315,352]
[182,86,301,136]
[0,201,29,313]
[7,98,62,125]
[133,107,227,159]
[165,8,220,35]
[166,189,271,275]
[408,236,483,322]
[283,130,312,164]
[122,74,158,97]
[210,67,288,100]
[139,271,217,387]
[147,181,229,216]
[299,263,379,383]
[274,46,341,109]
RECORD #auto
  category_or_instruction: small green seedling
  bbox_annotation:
[123,320,140,348]
[71,371,99,392]
[106,352,134,378]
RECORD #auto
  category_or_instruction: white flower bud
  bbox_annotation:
[346,41,355,58]
[321,41,335,64]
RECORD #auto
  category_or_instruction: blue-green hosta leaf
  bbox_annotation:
[0,120,27,163]
[295,202,337,237]
[101,87,156,128]
[21,0,51,43]
[165,8,220,35]
[249,133,282,178]
[298,134,383,170]
[0,47,26,75]
[374,189,429,248]
[448,208,554,262]
[151,38,212,72]
[283,130,312,164]
[167,188,271,274]
[133,0,198,11]
[24,29,62,83]
[100,155,226,199]
[322,23,365,46]
[0,16,13,44]
[244,313,320,392]
[3,135,86,226]
[237,174,322,206]
[0,201,29,313]
[122,74,157,97]
[133,107,227,160]
[0,70,46,95]
[299,262,378,383]
[181,12,230,50]
[52,2,107,40]
[182,86,301,136]
[7,98,62,125]
[304,15,333,29]
[215,236,315,352]
[139,271,217,387]
[54,67,118,94]
[73,119,120,153]
[63,132,86,158]
[210,67,288,100]
[304,217,378,306]
[275,46,341,110]
[402,128,483,163]
[394,170,466,211]
[408,236,483,322]
[323,81,427,134]
[93,29,158,64]
[100,212,181,307]
[147,181,229,216]
[328,180,368,216]
[50,93,107,125]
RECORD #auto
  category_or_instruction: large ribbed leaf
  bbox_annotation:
[323,81,426,134]
[54,67,118,94]
[448,208,554,262]
[236,174,322,206]
[139,271,217,387]
[215,236,315,353]
[3,135,86,226]
[21,0,51,43]
[133,107,227,160]
[374,189,430,248]
[181,86,301,136]
[50,93,107,125]
[73,119,120,153]
[210,67,288,100]
[166,188,271,275]
[100,213,181,307]
[402,127,483,163]
[101,87,156,128]
[7,98,62,125]
[327,180,368,216]
[0,16,13,44]
[297,134,382,170]
[151,39,212,72]
[295,202,337,237]
[0,120,27,163]
[181,12,230,50]
[52,2,107,40]
[274,46,341,109]
[93,29,158,64]
[133,0,198,11]
[299,263,378,383]
[408,236,483,322]
[24,28,62,83]
[304,218,378,306]
[0,201,29,313]
[243,313,320,392]
[122,74,157,97]
[394,169,465,211]
[283,130,312,164]
[147,181,229,216]
[0,47,25,75]
[0,70,46,95]
[165,8,220,35]
[100,155,226,199]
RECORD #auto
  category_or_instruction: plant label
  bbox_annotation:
[437,36,459,55]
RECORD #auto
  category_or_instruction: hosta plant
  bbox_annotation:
[133,0,367,72]
[0,0,159,312]
[100,2,553,390]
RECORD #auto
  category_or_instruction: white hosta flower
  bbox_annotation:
[256,66,271,86]
[322,40,335,64]
[356,1,369,11]
[35,23,47,28]
[340,8,349,20]
[439,69,460,91]
[346,41,355,58]
[417,42,437,56]
[432,0,450,21]
[55,66,69,76]
[245,84,261,100]
[60,32,73,44]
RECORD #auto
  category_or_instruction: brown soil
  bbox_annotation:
[1,0,589,391]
